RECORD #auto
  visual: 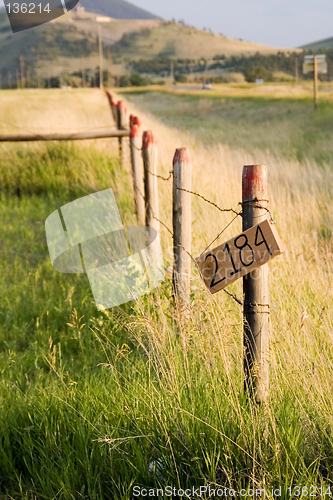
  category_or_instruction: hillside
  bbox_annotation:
[79,0,160,19]
[300,36,333,50]
[112,21,288,60]
[0,8,292,86]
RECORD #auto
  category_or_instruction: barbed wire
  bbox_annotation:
[146,170,173,181]
[143,166,242,216]
[152,214,242,306]
[142,170,245,307]
[200,211,242,255]
[239,201,276,223]
[178,188,241,216]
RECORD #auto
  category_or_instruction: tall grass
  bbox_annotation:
[0,88,333,498]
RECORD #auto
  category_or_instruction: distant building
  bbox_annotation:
[95,16,111,22]
[74,6,85,19]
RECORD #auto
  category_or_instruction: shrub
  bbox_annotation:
[174,74,188,83]
[244,66,272,83]
[129,73,150,87]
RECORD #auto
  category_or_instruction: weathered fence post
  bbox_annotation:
[142,131,159,232]
[172,148,192,310]
[130,117,145,226]
[242,164,269,403]
[106,91,117,124]
[117,100,125,162]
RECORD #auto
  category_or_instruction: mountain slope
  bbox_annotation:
[79,0,160,19]
[300,36,333,50]
[0,9,292,85]
[111,22,289,60]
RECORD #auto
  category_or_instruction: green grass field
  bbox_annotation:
[1,87,333,499]
[121,85,333,166]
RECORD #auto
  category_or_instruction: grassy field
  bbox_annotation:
[1,87,333,499]
[121,84,333,166]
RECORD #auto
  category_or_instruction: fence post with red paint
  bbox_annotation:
[105,91,116,124]
[130,117,145,226]
[172,148,192,310]
[142,131,159,233]
[242,164,269,403]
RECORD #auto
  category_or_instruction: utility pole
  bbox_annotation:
[20,55,25,89]
[313,55,318,110]
[108,47,112,88]
[36,69,40,89]
[98,25,103,88]
[170,60,174,82]
[81,58,86,87]
[295,56,298,85]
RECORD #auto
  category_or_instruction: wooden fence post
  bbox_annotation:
[130,118,145,226]
[106,91,117,124]
[242,164,269,403]
[117,100,125,162]
[142,131,159,232]
[172,148,192,309]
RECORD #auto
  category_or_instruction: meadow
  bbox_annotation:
[0,86,333,499]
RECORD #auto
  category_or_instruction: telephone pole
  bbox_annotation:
[20,55,25,89]
[81,58,86,87]
[313,55,318,110]
[98,25,103,88]
[295,56,298,85]
[108,47,112,88]
[170,60,174,82]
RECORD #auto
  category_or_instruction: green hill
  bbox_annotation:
[300,36,333,50]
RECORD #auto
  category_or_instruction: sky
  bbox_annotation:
[0,0,331,48]
[131,0,332,48]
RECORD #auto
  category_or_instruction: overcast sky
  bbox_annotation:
[0,0,331,47]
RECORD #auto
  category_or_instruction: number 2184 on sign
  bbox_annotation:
[196,219,285,294]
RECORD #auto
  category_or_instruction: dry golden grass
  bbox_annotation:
[1,89,333,395]
[1,88,333,495]
[115,88,333,416]
[0,88,114,135]
[114,22,292,60]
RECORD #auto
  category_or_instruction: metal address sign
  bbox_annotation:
[196,219,285,294]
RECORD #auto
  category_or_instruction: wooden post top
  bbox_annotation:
[142,131,157,149]
[173,148,191,165]
[130,124,139,139]
[242,164,267,203]
[130,115,141,128]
